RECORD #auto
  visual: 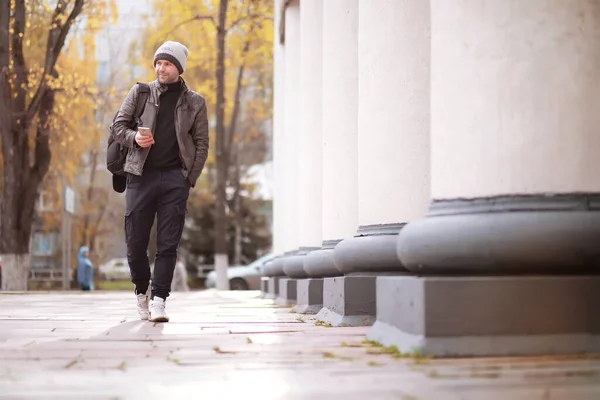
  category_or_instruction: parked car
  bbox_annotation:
[99,258,130,281]
[205,253,276,290]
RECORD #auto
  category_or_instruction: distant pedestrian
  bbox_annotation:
[110,41,209,322]
[77,246,94,291]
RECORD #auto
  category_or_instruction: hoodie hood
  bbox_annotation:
[79,246,89,257]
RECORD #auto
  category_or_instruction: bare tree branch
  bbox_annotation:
[164,14,216,37]
[226,38,251,166]
[0,0,9,67]
[12,0,27,120]
[226,13,267,32]
[26,0,84,122]
[0,0,11,126]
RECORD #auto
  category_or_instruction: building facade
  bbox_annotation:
[263,0,600,357]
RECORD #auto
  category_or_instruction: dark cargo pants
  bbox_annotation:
[125,168,190,300]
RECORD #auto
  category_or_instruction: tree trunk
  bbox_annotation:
[232,140,243,265]
[0,1,34,291]
[0,254,31,291]
[228,36,250,267]
[214,0,230,290]
[88,196,108,254]
[229,60,247,266]
[0,1,84,291]
[81,147,98,247]
[0,80,54,291]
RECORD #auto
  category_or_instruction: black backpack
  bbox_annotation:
[107,82,150,193]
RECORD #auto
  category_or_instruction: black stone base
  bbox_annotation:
[315,276,377,327]
[368,275,600,357]
[276,278,297,306]
[294,278,323,314]
[266,276,282,300]
[260,277,269,298]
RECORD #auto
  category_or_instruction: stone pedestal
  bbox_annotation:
[276,278,297,306]
[320,225,407,327]
[279,248,317,307]
[295,278,323,314]
[261,256,286,300]
[266,276,282,300]
[260,277,269,298]
[315,275,378,327]
[368,275,600,357]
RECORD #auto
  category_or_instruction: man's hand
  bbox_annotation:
[135,129,155,148]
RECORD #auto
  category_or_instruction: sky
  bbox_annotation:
[95,0,153,84]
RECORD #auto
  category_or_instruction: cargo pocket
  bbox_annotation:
[173,206,186,242]
[124,209,135,244]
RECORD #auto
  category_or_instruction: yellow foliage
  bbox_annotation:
[19,1,116,234]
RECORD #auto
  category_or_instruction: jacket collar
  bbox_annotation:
[152,77,188,93]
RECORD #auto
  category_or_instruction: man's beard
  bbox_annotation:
[157,73,178,84]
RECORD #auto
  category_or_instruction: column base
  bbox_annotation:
[260,277,269,298]
[315,275,377,327]
[266,276,282,300]
[368,275,600,357]
[303,240,342,278]
[294,278,323,314]
[276,278,297,306]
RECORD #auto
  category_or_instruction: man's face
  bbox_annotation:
[155,59,179,84]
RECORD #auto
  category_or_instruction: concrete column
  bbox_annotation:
[281,1,300,254]
[302,0,358,309]
[320,1,358,244]
[310,0,360,323]
[270,0,286,260]
[262,0,288,298]
[319,0,431,326]
[275,1,302,306]
[387,0,600,356]
[289,0,325,313]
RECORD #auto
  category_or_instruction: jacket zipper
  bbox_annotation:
[174,89,189,176]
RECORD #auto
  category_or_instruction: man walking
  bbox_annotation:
[111,41,209,322]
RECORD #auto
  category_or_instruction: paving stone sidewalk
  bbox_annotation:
[0,290,599,399]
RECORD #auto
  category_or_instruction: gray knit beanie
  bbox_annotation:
[153,41,188,74]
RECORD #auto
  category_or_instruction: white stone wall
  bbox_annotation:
[431,0,600,199]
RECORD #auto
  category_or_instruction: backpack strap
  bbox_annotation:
[133,82,150,120]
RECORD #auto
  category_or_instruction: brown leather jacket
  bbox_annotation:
[110,79,209,187]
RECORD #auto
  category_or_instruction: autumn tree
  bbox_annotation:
[133,0,274,289]
[0,0,115,291]
[181,180,271,267]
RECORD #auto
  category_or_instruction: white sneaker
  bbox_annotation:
[136,286,150,320]
[149,296,169,323]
